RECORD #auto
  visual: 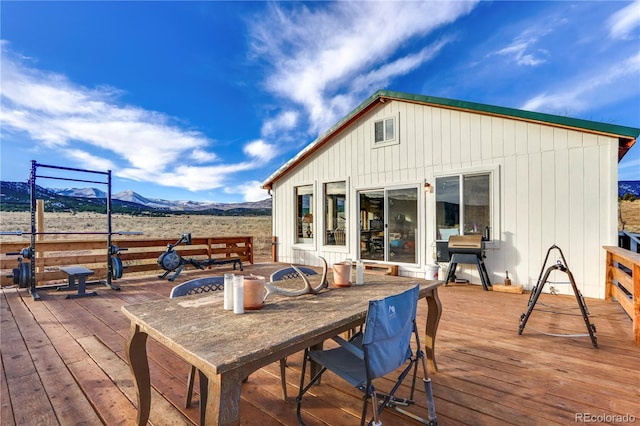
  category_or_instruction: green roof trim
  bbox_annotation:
[376,90,640,139]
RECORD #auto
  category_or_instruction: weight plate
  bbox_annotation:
[12,268,19,285]
[112,256,123,279]
[18,262,31,288]
[158,251,181,271]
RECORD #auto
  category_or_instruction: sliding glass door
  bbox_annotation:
[359,187,418,263]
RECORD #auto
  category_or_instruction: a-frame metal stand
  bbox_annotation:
[518,244,598,348]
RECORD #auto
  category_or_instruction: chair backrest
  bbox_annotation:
[334,228,346,245]
[270,266,318,282]
[362,284,419,379]
[169,276,225,298]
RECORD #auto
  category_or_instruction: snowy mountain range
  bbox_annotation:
[0,181,271,213]
[52,187,272,211]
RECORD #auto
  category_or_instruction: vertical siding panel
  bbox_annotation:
[395,102,406,178]
[553,127,568,151]
[460,112,471,163]
[516,155,530,288]
[540,126,553,152]
[503,155,519,284]
[540,150,556,247]
[481,115,492,159]
[582,132,598,147]
[568,146,585,295]
[568,130,582,150]
[357,119,365,176]
[527,123,541,154]
[599,138,617,297]
[441,109,451,165]
[406,103,416,170]
[491,117,503,159]
[469,114,481,161]
[515,121,528,155]
[450,110,461,164]
[503,119,515,157]
[583,146,600,297]
[528,151,542,284]
[415,105,425,169]
[431,108,442,166]
[554,149,570,257]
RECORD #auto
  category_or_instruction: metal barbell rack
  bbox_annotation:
[5,161,142,300]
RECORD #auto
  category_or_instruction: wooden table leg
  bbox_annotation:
[423,287,442,373]
[125,323,151,426]
[204,368,243,426]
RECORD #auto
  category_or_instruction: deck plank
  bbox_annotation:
[2,265,640,425]
[2,288,102,425]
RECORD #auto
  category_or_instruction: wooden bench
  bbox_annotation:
[58,266,97,299]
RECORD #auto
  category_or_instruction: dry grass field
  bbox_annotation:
[0,212,274,261]
[620,200,640,233]
[1,200,638,259]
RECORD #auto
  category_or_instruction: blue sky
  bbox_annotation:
[1,1,639,203]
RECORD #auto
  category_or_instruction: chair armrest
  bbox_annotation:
[331,335,364,359]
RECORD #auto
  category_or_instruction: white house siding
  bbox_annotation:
[270,99,619,299]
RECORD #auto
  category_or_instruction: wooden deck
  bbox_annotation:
[2,263,639,425]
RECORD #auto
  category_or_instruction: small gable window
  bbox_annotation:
[373,113,399,147]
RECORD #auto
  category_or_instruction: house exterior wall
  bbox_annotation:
[270,99,619,299]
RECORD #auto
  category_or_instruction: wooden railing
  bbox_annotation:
[0,236,253,287]
[604,246,640,346]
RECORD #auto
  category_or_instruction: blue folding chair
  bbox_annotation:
[296,285,437,426]
[169,276,224,298]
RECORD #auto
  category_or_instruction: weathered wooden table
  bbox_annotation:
[122,273,443,426]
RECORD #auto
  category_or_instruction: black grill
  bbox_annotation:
[444,235,492,290]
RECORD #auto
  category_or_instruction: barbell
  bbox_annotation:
[1,231,143,236]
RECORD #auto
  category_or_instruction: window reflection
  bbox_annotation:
[324,182,346,246]
[296,185,313,244]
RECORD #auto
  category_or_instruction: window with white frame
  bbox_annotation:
[324,181,346,246]
[296,185,314,244]
[435,173,492,240]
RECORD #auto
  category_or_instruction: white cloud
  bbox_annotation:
[118,161,255,192]
[261,110,298,136]
[351,39,451,94]
[608,0,640,40]
[243,139,277,162]
[230,180,269,202]
[490,22,561,67]
[62,148,117,172]
[190,148,218,163]
[521,53,640,114]
[250,1,478,135]
[0,45,264,193]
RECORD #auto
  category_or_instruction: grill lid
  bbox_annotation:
[448,234,483,250]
